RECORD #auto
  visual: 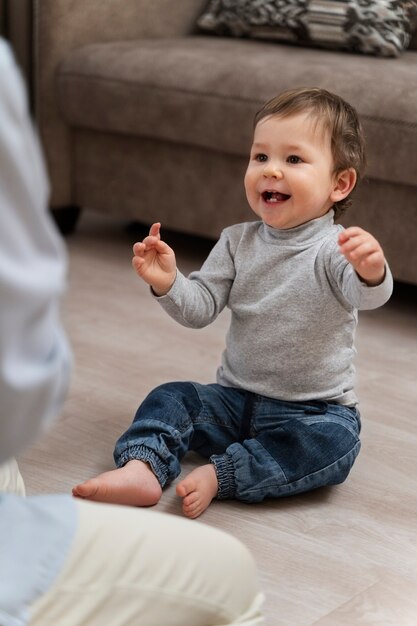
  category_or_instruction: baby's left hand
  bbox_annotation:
[338,227,386,286]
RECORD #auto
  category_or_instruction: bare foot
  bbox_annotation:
[72,459,162,506]
[176,464,218,519]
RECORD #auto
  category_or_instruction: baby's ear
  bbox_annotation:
[330,168,357,202]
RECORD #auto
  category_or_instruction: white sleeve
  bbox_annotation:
[0,40,72,463]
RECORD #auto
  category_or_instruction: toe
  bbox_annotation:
[183,491,199,507]
[72,480,98,499]
[176,478,194,498]
[175,482,187,497]
[183,500,202,519]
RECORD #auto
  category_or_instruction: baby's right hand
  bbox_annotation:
[132,223,177,296]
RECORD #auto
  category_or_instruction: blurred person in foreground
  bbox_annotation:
[0,39,264,626]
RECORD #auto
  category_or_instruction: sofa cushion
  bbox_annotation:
[57,36,417,187]
[197,0,417,58]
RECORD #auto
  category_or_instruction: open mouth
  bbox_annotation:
[262,191,291,203]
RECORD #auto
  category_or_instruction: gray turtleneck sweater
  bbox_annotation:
[157,211,393,406]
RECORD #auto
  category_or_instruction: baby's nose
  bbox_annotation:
[263,163,283,178]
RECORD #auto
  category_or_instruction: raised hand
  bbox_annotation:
[132,223,177,295]
[338,226,386,286]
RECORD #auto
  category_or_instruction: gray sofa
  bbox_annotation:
[34,0,417,285]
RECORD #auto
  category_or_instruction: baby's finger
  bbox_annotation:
[344,240,375,262]
[338,228,370,252]
[132,241,146,256]
[141,236,173,257]
[141,235,161,250]
[339,226,365,242]
[149,222,161,239]
[339,234,367,254]
[338,230,350,245]
[132,255,145,273]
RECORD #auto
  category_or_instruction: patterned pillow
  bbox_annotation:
[197,0,417,57]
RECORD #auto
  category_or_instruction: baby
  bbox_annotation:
[73,87,393,518]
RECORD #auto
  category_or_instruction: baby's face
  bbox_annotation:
[244,112,340,230]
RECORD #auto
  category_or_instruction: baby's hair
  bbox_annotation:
[254,87,366,218]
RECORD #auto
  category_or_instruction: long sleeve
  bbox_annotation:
[323,234,393,310]
[0,40,72,463]
[156,228,237,328]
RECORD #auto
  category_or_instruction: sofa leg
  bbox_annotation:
[50,205,82,235]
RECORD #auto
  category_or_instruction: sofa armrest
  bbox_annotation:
[33,0,207,208]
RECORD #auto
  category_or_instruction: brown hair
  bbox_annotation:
[254,87,366,218]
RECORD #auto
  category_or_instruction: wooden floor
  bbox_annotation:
[19,211,417,626]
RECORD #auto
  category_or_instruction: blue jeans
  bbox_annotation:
[114,382,361,503]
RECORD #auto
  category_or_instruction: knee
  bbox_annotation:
[326,438,361,485]
[184,524,265,622]
[136,381,202,431]
[219,536,265,621]
[147,381,201,414]
[147,381,195,402]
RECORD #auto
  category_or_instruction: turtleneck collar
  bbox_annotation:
[257,209,335,246]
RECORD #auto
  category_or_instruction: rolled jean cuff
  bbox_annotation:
[117,445,168,487]
[210,453,236,500]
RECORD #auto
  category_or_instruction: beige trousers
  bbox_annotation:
[0,457,26,495]
[28,499,265,625]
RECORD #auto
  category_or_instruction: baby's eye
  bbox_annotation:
[287,155,302,164]
[255,153,268,162]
